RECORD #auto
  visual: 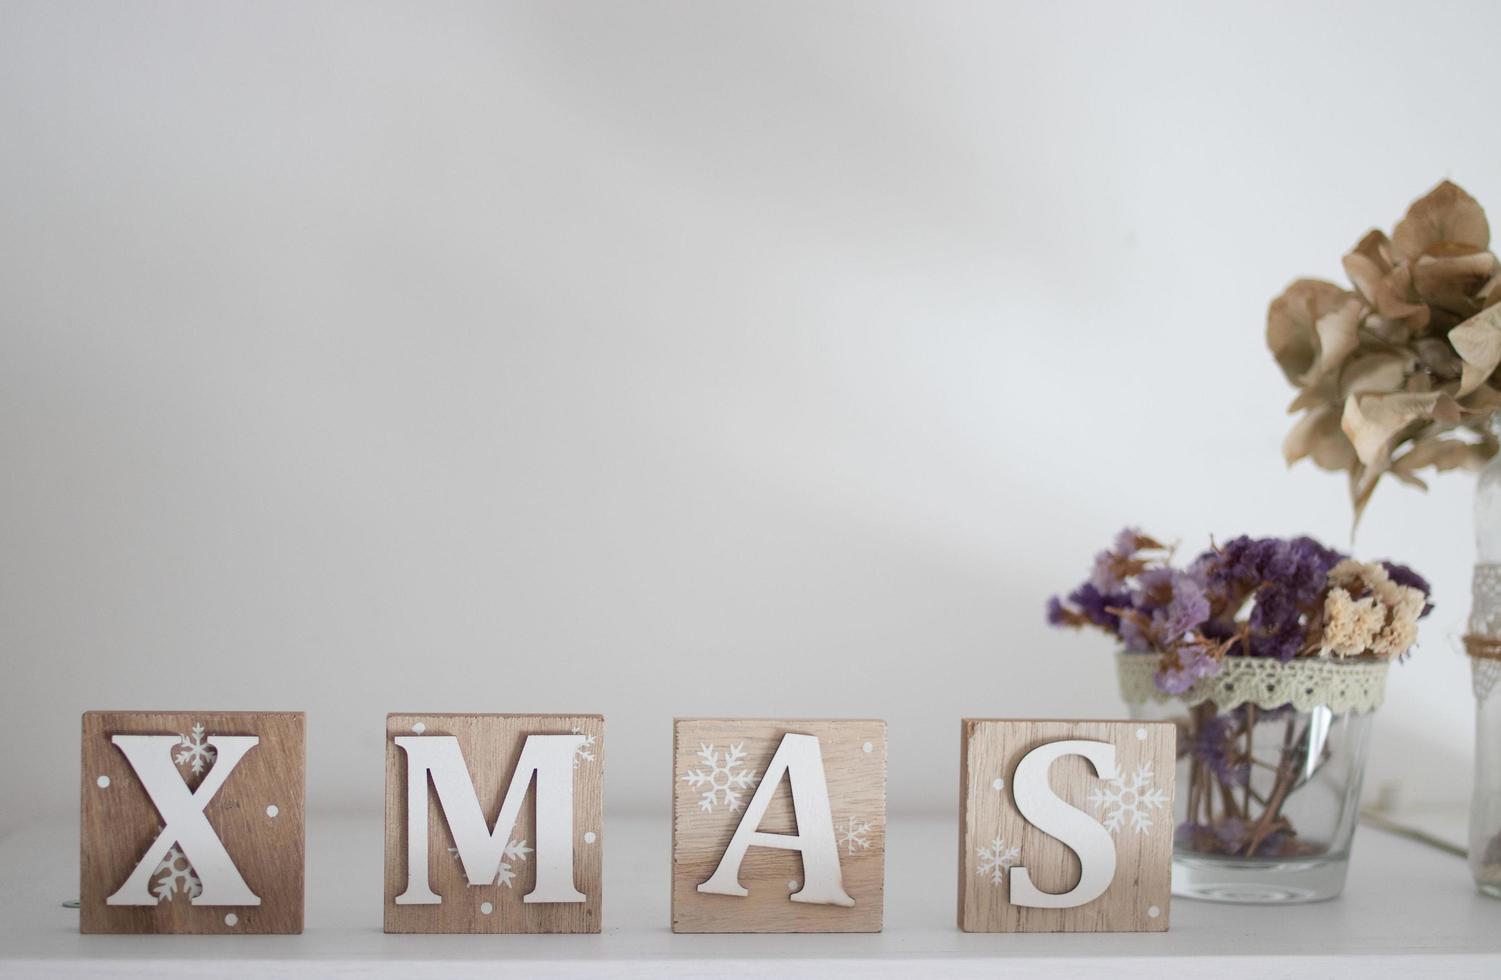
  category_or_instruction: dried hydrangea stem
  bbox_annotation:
[1180,705,1338,859]
[1243,704,1256,817]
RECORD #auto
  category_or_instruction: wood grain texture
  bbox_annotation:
[383,713,604,934]
[958,718,1175,933]
[80,710,306,934]
[671,718,886,933]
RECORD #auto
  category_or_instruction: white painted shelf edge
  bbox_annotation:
[1,813,1497,978]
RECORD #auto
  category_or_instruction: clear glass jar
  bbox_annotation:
[1469,431,1501,898]
[1475,670,1501,898]
[1131,697,1375,903]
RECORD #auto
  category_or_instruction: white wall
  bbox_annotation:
[0,0,1493,835]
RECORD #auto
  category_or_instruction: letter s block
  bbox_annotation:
[80,710,306,934]
[671,718,886,933]
[383,713,604,933]
[958,719,1175,933]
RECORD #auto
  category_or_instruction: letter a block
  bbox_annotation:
[958,719,1175,933]
[384,713,604,933]
[80,710,306,934]
[671,718,886,933]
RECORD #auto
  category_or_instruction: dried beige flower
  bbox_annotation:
[1318,560,1426,659]
[1269,181,1501,519]
[1326,558,1377,589]
[1321,588,1386,658]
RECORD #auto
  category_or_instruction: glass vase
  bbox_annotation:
[1120,652,1385,903]
[1469,432,1501,897]
[1474,648,1501,898]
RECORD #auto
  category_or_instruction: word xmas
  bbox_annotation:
[79,712,1175,935]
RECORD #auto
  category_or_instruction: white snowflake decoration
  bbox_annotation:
[448,838,534,888]
[837,816,874,855]
[680,742,760,812]
[976,837,1021,886]
[151,839,202,902]
[174,723,216,775]
[1089,762,1168,834]
[571,726,598,769]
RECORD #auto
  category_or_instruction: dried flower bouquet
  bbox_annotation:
[1268,180,1501,518]
[1049,531,1431,861]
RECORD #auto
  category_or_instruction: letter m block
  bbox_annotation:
[383,713,604,934]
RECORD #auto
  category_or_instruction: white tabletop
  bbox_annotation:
[2,812,1497,978]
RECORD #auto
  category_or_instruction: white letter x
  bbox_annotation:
[106,734,262,906]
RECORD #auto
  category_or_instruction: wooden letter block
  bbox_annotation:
[672,718,886,933]
[384,713,604,933]
[958,719,1175,933]
[80,710,306,934]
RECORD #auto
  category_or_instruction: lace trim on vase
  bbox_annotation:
[1116,651,1390,714]
[1470,563,1501,636]
[1470,564,1501,701]
[1475,658,1501,703]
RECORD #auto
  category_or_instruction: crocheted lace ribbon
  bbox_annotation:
[1469,563,1501,701]
[1475,657,1501,702]
[1116,651,1390,714]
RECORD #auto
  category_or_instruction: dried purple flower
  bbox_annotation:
[1089,550,1128,593]
[1188,712,1249,787]
[1116,615,1149,653]
[1073,584,1129,630]
[1114,527,1147,555]
[1044,596,1069,627]
[1211,817,1250,853]
[1046,528,1428,693]
[1157,574,1210,642]
[1155,642,1221,694]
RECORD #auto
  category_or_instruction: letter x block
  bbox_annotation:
[384,713,604,933]
[80,710,306,934]
[671,718,886,933]
[958,719,1176,933]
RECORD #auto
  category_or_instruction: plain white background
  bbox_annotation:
[1,1,1496,838]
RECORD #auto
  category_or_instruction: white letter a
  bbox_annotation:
[697,733,854,907]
